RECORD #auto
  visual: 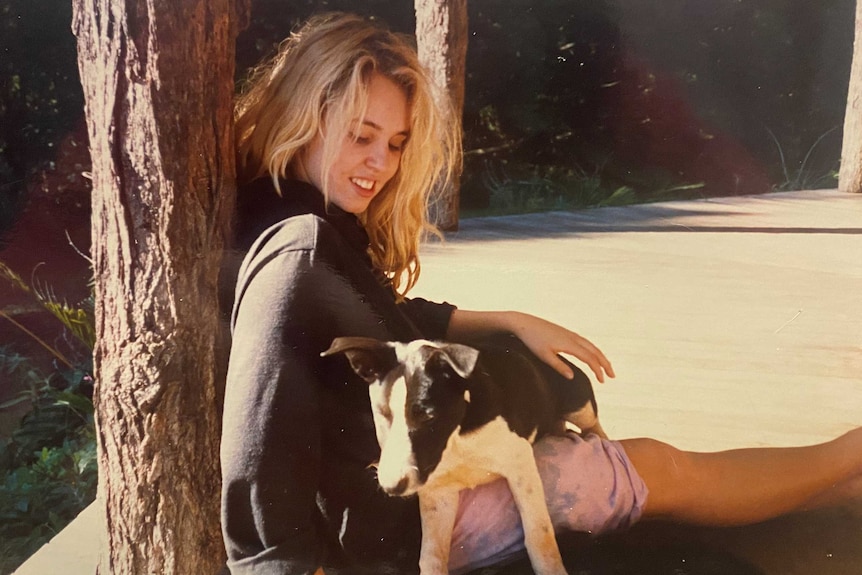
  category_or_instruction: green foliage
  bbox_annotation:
[766,126,841,191]
[463,158,707,217]
[466,162,605,216]
[463,1,621,154]
[36,293,96,353]
[0,348,47,412]
[0,260,96,363]
[458,0,723,209]
[0,350,95,575]
[0,260,96,573]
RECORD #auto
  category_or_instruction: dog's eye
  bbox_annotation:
[410,404,434,422]
[427,355,455,380]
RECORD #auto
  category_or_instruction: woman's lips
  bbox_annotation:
[351,177,376,197]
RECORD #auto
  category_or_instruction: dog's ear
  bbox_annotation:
[321,337,397,384]
[435,343,480,379]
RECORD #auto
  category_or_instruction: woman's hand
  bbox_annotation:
[506,312,615,383]
[447,310,615,382]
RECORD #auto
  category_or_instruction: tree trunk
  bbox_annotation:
[72,1,249,573]
[415,0,469,230]
[840,0,862,193]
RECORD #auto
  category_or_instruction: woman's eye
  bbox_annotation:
[348,131,371,144]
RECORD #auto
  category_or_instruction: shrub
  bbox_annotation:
[0,355,96,575]
[0,258,96,574]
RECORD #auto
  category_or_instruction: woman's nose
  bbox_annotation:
[366,142,392,172]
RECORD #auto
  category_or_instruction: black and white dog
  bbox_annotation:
[322,334,605,575]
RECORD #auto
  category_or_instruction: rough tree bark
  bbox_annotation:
[72,1,248,573]
[840,0,862,193]
[415,0,469,230]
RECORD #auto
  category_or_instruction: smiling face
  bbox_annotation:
[298,72,411,214]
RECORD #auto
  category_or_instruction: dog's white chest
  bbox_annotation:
[417,416,567,575]
[424,416,535,491]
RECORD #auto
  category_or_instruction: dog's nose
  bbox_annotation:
[384,477,410,496]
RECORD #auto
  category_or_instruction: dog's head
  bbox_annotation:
[322,336,479,496]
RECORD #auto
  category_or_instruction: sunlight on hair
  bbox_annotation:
[234,13,462,298]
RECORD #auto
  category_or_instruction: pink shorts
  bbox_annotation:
[447,432,648,574]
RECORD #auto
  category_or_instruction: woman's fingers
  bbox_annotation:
[545,353,576,381]
[556,333,615,383]
[509,312,616,383]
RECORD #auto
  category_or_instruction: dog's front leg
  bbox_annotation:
[506,442,568,575]
[418,487,460,575]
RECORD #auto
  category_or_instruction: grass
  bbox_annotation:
[461,160,705,218]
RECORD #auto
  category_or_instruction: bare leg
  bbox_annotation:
[620,427,862,527]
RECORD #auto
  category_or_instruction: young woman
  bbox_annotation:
[220,12,862,575]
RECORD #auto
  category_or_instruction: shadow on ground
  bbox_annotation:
[441,190,862,243]
[468,526,764,575]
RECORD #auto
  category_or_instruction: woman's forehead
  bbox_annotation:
[359,73,411,134]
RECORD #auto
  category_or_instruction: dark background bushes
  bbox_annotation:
[0,0,855,234]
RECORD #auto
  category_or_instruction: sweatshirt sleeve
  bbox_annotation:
[221,243,327,575]
[397,297,456,341]
[221,219,371,574]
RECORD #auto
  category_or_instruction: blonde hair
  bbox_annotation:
[235,12,461,297]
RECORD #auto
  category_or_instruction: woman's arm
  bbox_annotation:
[223,218,426,574]
[446,309,615,383]
[222,246,327,575]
